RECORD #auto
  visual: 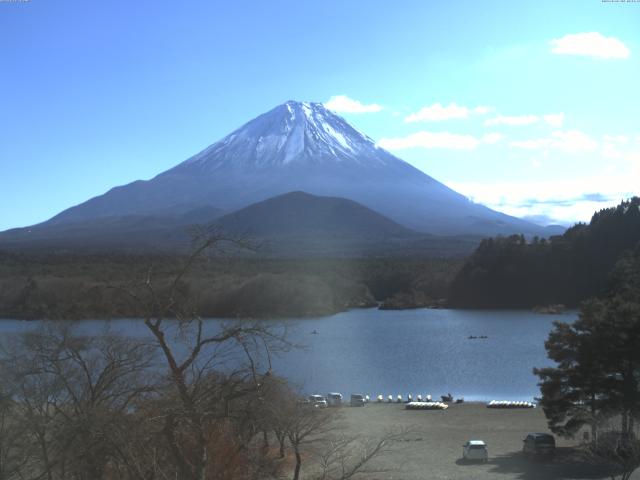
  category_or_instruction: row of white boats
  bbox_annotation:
[369,395,537,409]
[374,394,436,403]
[316,393,537,409]
[486,400,536,409]
[405,401,449,410]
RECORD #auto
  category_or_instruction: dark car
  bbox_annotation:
[523,433,556,459]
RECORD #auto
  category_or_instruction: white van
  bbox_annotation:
[327,392,343,406]
[462,440,488,463]
[308,394,328,408]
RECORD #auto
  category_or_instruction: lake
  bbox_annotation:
[0,308,575,402]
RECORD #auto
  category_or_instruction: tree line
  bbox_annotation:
[450,197,640,308]
[0,250,463,320]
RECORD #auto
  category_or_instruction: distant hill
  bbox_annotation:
[216,191,416,239]
[212,191,476,257]
[0,192,480,257]
[449,197,640,308]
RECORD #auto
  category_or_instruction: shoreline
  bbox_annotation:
[0,305,580,322]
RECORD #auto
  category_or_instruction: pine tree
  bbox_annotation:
[534,245,640,440]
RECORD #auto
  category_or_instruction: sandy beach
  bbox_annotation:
[312,402,637,480]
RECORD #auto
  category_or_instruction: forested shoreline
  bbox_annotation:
[2,198,639,319]
[450,197,640,309]
[0,252,462,320]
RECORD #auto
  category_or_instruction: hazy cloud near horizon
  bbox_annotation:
[447,179,637,227]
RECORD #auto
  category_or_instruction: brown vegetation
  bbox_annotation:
[0,250,462,320]
[0,235,409,479]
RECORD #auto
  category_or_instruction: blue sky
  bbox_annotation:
[1,0,639,230]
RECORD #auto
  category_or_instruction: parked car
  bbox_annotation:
[327,392,343,406]
[350,394,365,407]
[523,433,556,459]
[462,440,488,463]
[308,394,328,408]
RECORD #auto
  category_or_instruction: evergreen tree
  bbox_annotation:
[534,246,640,440]
[451,197,640,308]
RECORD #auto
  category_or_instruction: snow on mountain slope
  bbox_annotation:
[178,101,390,170]
[28,101,555,237]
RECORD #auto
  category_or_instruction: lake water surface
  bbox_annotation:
[0,308,576,402]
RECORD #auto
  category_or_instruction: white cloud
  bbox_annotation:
[378,131,480,150]
[550,32,630,59]
[447,176,636,226]
[511,138,550,150]
[602,134,640,163]
[628,151,640,163]
[603,134,629,159]
[403,102,493,123]
[474,105,492,115]
[324,95,383,113]
[482,132,504,144]
[484,115,539,127]
[378,129,503,151]
[551,130,599,153]
[510,130,598,153]
[404,103,469,122]
[604,134,629,144]
[485,112,564,128]
[543,113,564,128]
[436,129,637,226]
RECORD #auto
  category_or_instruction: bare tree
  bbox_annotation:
[118,231,290,480]
[0,390,30,480]
[259,375,293,459]
[312,428,409,480]
[284,402,337,480]
[276,398,409,480]
[0,322,157,480]
[586,431,640,480]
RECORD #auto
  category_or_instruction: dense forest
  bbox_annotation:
[5,198,638,318]
[450,197,640,308]
[0,252,462,319]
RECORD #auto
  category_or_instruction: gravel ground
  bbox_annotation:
[315,402,638,480]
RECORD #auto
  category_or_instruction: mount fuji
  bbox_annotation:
[1,101,561,251]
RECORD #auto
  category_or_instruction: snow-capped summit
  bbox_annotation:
[180,100,387,171]
[29,100,558,238]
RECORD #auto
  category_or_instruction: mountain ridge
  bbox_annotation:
[0,191,481,257]
[2,100,564,249]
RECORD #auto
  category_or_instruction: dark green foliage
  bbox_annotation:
[0,253,463,319]
[450,197,640,308]
[534,246,640,439]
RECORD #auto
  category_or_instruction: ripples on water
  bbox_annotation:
[0,308,576,402]
[267,308,576,402]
